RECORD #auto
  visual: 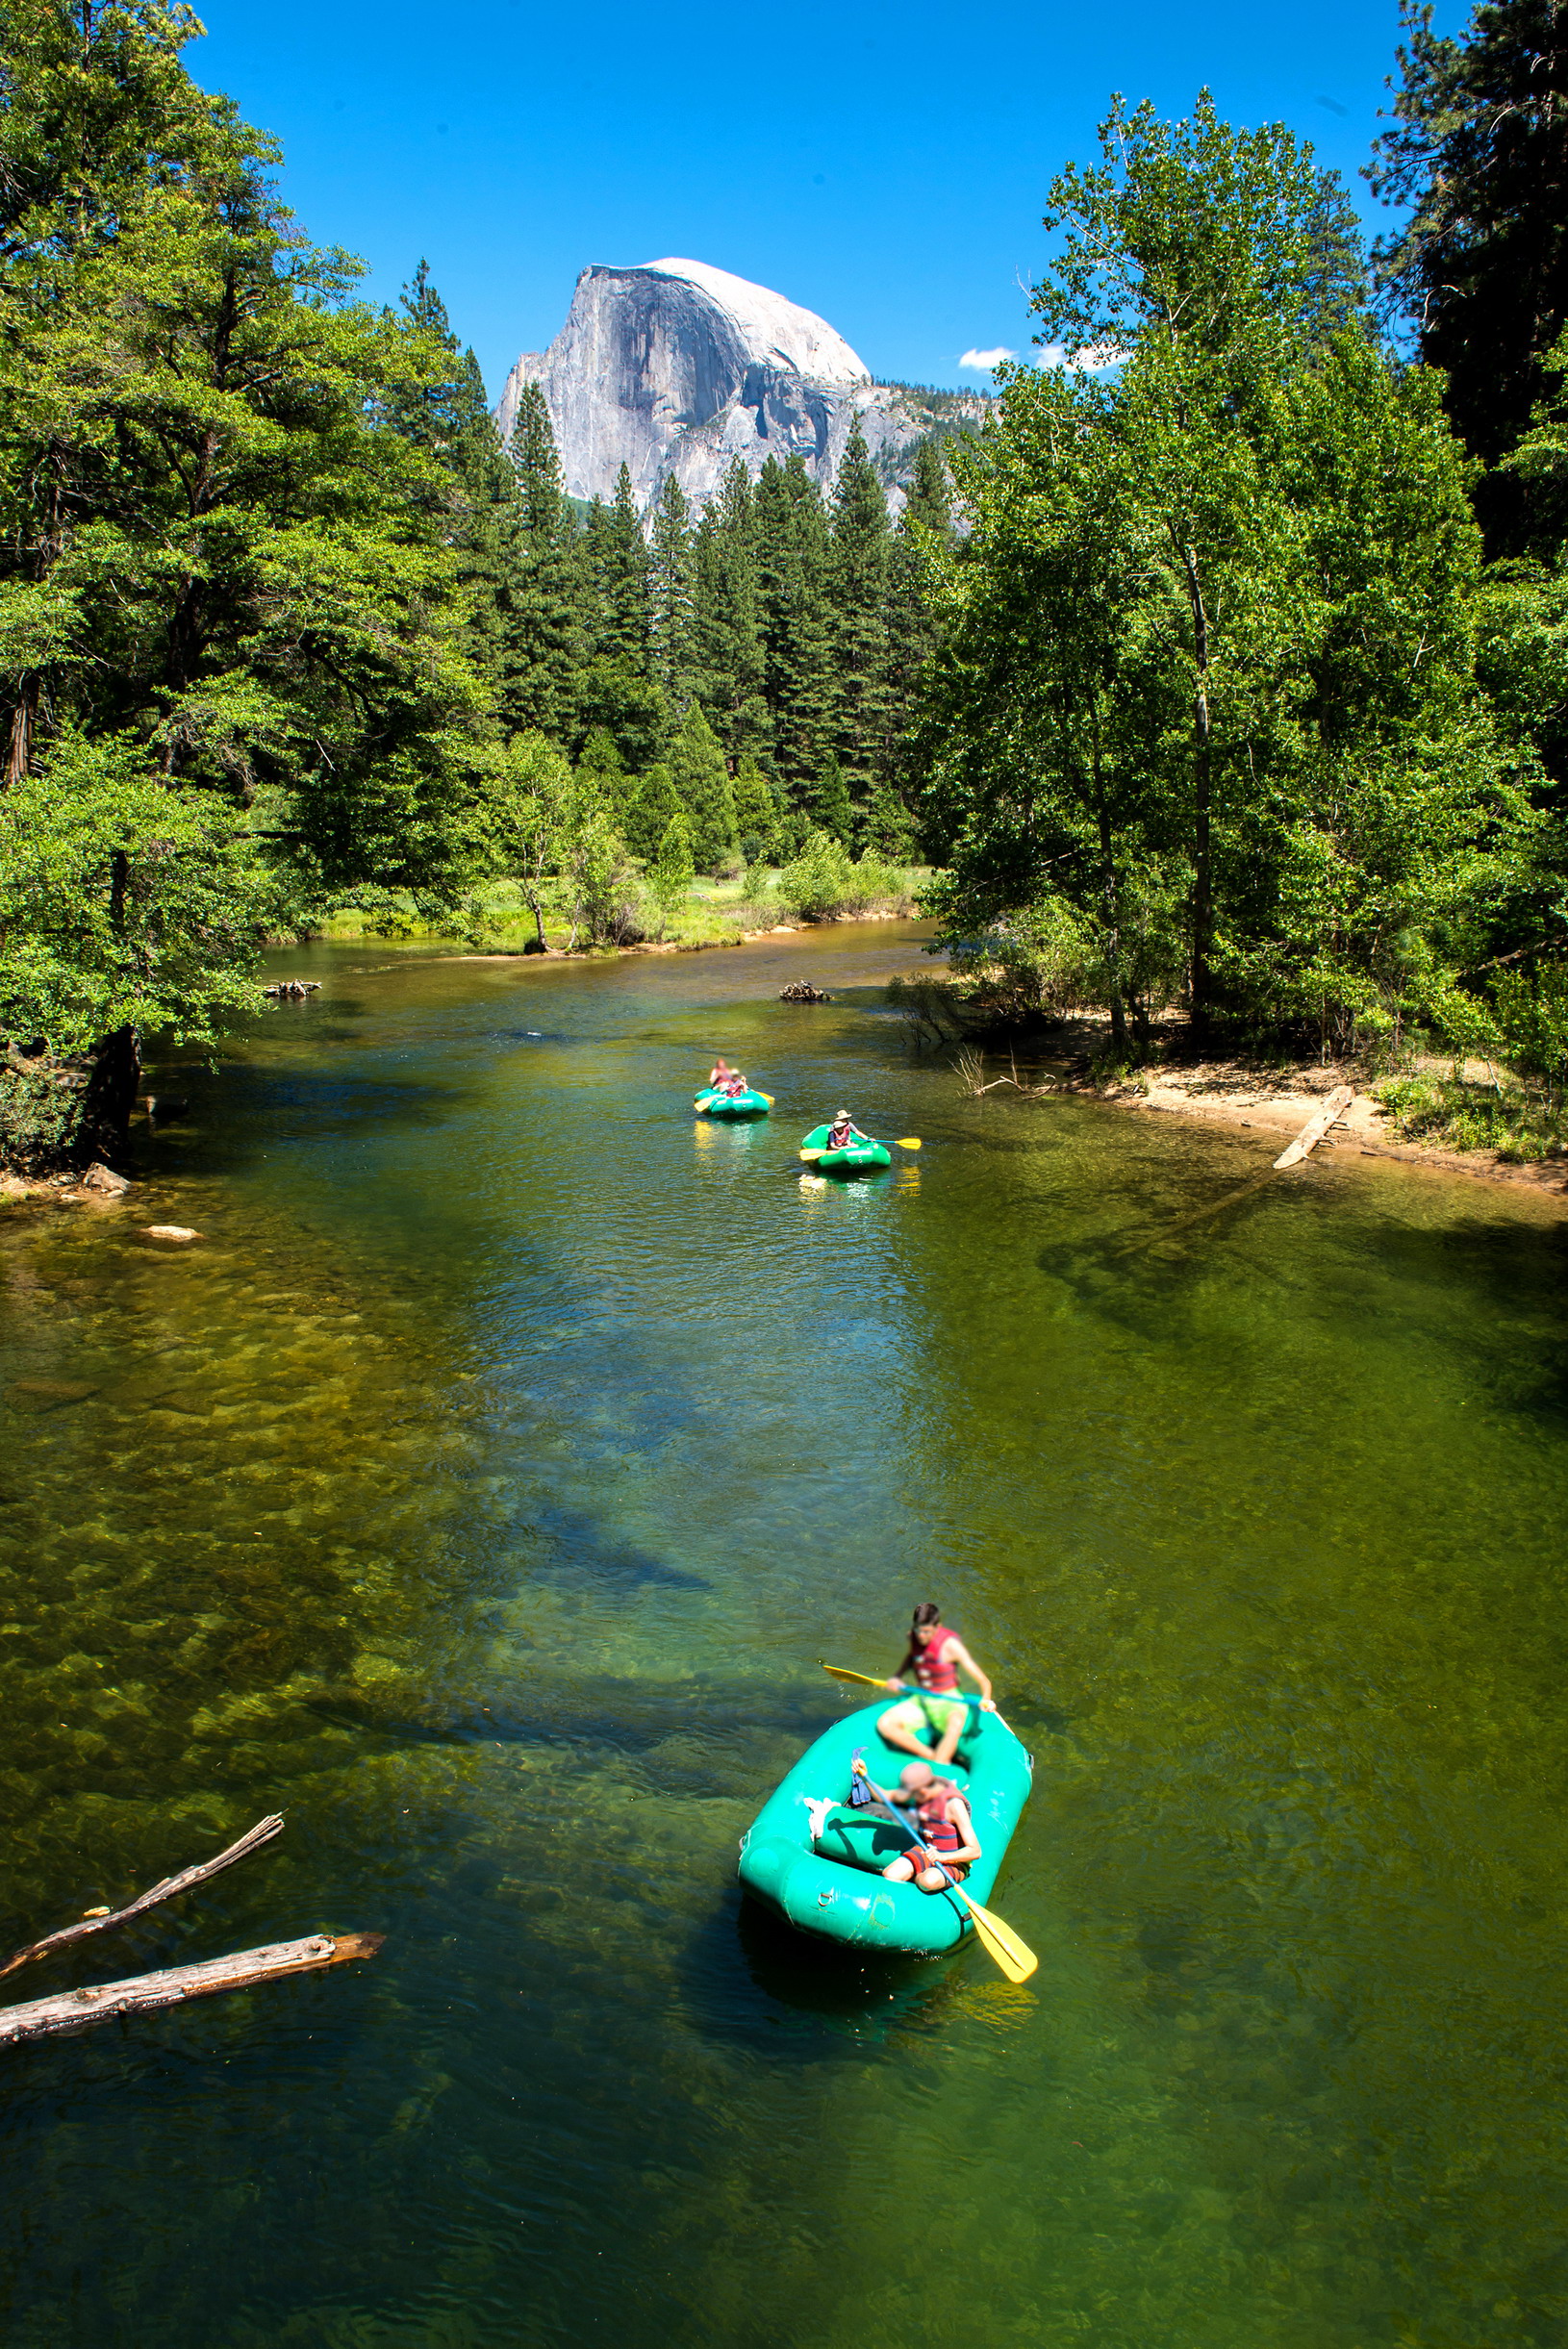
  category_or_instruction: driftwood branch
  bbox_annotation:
[0,1932,385,2048]
[0,1814,285,1983]
[1274,1085,1354,1170]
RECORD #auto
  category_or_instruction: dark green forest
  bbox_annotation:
[1,0,1566,1162]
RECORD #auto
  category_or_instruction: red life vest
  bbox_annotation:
[905,1626,960,1694]
[912,1781,965,1863]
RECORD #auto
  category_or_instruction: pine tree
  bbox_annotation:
[882,435,953,827]
[732,756,779,859]
[387,261,525,711]
[577,724,632,822]
[829,421,895,800]
[1370,0,1568,550]
[753,455,838,795]
[669,702,738,870]
[689,460,768,759]
[623,763,681,861]
[506,383,584,741]
[806,754,854,845]
[648,473,695,699]
[600,464,651,669]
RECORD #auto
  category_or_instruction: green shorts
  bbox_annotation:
[885,1691,968,1740]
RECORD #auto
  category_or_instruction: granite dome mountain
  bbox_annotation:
[494,258,982,517]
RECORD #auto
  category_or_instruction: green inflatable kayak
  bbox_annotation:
[695,1088,771,1120]
[738,1698,1032,1957]
[800,1123,892,1175]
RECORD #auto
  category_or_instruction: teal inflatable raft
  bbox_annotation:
[800,1124,892,1176]
[695,1087,771,1120]
[738,1699,1032,1957]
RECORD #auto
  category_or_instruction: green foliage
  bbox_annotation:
[775,827,910,922]
[830,421,895,789]
[1369,0,1568,547]
[474,730,579,947]
[0,1052,86,1170]
[576,723,628,814]
[805,753,854,844]
[918,92,1535,1052]
[565,808,641,948]
[505,382,583,739]
[648,810,695,939]
[1376,1070,1565,1157]
[1493,959,1568,1093]
[732,756,778,859]
[575,657,669,772]
[0,732,277,1054]
[623,764,681,863]
[668,702,737,871]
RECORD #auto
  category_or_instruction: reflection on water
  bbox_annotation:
[2,924,1567,2347]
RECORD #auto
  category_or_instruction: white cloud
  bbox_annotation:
[958,345,1016,370]
[1036,341,1127,373]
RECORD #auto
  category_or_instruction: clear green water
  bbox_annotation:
[3,924,1567,2348]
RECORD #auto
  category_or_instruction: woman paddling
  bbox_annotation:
[878,1601,996,1767]
[823,1108,869,1153]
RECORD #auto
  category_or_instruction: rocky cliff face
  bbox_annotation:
[494,258,980,518]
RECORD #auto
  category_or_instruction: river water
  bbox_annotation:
[2,923,1567,2348]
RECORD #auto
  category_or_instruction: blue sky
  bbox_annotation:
[192,0,1443,401]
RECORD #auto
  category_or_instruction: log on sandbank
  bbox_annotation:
[1274,1085,1354,1170]
[0,1812,284,1982]
[0,1932,385,2047]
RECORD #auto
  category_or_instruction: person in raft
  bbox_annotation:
[824,1108,870,1152]
[708,1057,747,1097]
[883,1766,982,1888]
[858,1757,982,1893]
[878,1601,997,1767]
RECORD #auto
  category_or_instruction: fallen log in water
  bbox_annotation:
[0,1813,284,1982]
[0,1932,385,2047]
[1274,1085,1354,1170]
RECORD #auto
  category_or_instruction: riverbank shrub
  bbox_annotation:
[1377,1073,1566,1159]
[0,1053,88,1171]
[774,830,911,922]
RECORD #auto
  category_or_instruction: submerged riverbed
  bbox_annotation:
[2,922,1566,2348]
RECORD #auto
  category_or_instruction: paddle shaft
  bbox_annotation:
[822,1663,981,1708]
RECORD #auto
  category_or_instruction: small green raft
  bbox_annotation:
[738,1698,1032,1957]
[800,1123,892,1176]
[695,1088,771,1121]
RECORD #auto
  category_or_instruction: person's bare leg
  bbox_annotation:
[881,1856,917,1882]
[933,1710,964,1766]
[876,1707,930,1760]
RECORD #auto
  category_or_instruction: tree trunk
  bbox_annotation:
[1178,542,1214,1037]
[1090,712,1125,1050]
[78,1024,140,1164]
[5,680,36,787]
[0,1932,384,2048]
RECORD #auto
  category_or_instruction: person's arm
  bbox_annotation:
[946,1637,996,1710]
[945,1800,982,1868]
[883,1650,914,1692]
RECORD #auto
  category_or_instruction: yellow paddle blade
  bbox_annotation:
[798,1148,822,1162]
[955,1891,1038,1983]
[822,1662,887,1691]
[759,1092,775,1104]
[895,1137,922,1149]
